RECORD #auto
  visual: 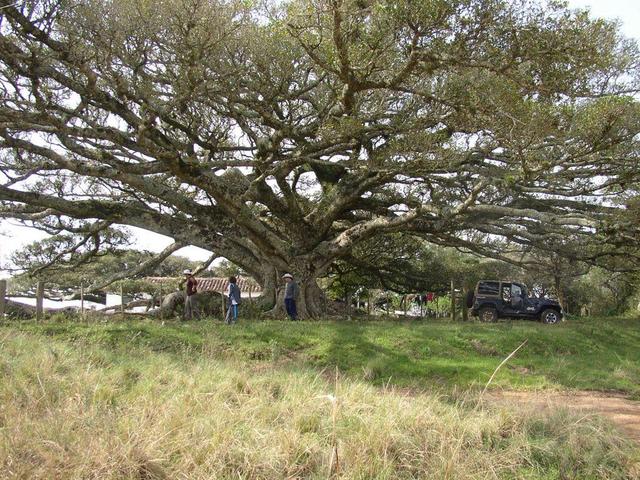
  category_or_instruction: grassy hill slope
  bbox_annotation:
[1,318,639,479]
[9,316,640,395]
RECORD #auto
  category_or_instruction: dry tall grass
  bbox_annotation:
[0,330,637,479]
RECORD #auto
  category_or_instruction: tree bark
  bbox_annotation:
[255,265,279,311]
[145,290,225,319]
[36,281,44,322]
[553,275,567,312]
[264,277,328,319]
[297,279,327,319]
[4,300,77,319]
[257,256,334,319]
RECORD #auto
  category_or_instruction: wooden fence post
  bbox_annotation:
[462,285,469,322]
[120,284,124,316]
[80,283,85,321]
[36,281,44,322]
[159,285,164,321]
[0,279,6,320]
[450,280,456,321]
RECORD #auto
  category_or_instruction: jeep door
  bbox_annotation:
[518,283,539,317]
[501,283,528,317]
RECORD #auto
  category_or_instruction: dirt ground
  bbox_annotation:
[488,390,640,444]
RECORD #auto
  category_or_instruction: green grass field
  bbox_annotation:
[9,315,640,394]
[1,316,639,479]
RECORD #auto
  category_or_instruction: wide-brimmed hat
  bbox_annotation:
[183,269,193,275]
[282,273,293,279]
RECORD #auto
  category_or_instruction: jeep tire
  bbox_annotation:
[540,309,560,324]
[478,307,498,323]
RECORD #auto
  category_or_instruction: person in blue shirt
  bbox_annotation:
[282,273,300,320]
[225,276,241,324]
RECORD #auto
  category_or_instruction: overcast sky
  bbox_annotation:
[1,0,638,271]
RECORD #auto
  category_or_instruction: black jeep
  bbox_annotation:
[469,280,563,324]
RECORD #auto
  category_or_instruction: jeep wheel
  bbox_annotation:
[540,309,560,324]
[479,307,498,323]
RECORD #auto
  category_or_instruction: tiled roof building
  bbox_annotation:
[146,277,262,296]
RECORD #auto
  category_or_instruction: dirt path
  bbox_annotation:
[488,390,640,443]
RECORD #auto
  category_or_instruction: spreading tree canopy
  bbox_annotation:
[1,0,639,316]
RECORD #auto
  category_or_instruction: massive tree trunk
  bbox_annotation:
[257,257,332,319]
[299,279,327,318]
[264,276,328,319]
[254,265,279,312]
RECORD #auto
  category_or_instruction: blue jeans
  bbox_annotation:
[285,298,298,320]
[225,304,238,324]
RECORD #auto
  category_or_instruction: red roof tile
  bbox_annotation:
[146,276,262,294]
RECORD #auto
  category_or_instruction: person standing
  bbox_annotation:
[183,269,198,320]
[225,276,241,324]
[282,273,299,320]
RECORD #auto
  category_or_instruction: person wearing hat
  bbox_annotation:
[182,269,198,320]
[282,273,299,320]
